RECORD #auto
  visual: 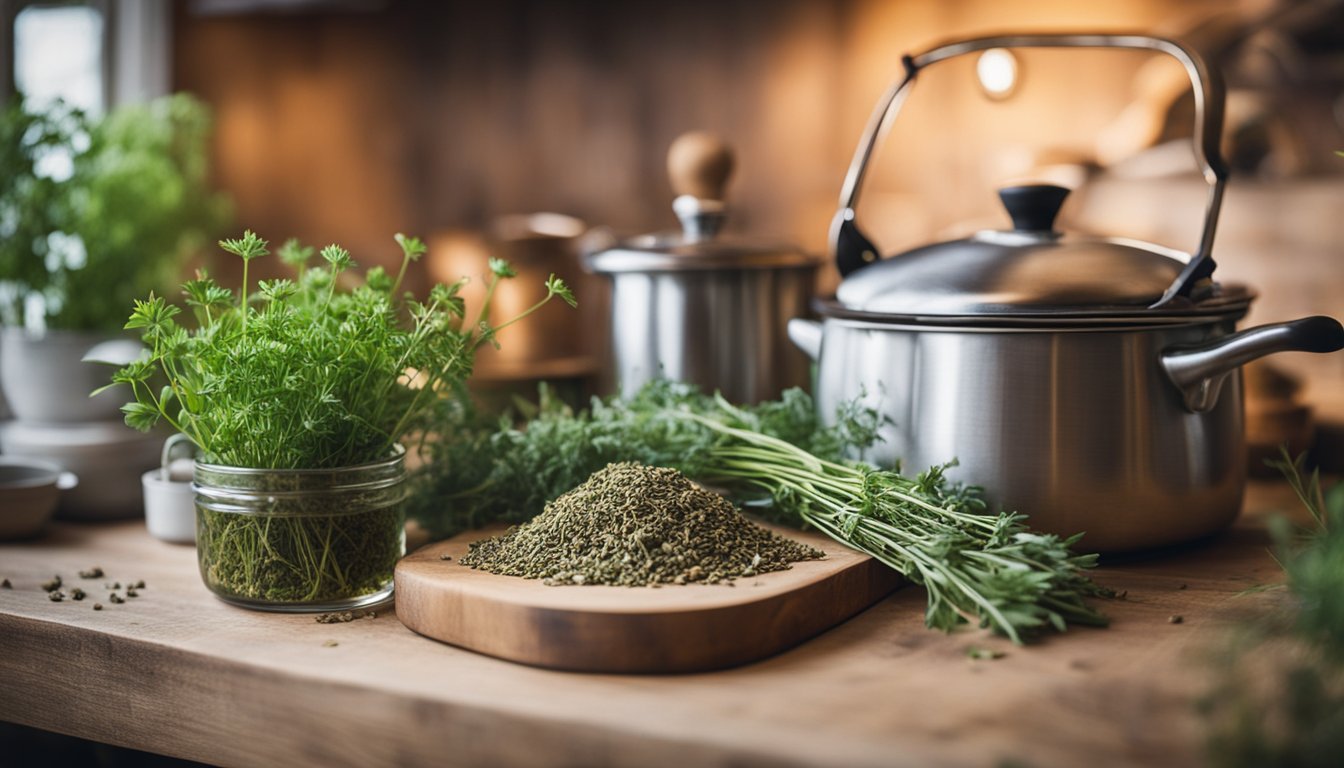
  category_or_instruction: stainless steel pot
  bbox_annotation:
[792,33,1344,552]
[586,133,818,404]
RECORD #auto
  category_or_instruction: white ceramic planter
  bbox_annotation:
[0,327,141,423]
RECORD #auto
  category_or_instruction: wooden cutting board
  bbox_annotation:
[394,524,902,673]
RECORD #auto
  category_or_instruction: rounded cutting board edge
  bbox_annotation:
[394,523,903,674]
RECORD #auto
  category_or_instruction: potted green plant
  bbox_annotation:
[105,230,574,611]
[0,93,230,422]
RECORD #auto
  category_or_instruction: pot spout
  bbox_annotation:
[1161,316,1344,413]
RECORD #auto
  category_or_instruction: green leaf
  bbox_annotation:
[258,278,297,303]
[394,233,427,261]
[489,258,517,278]
[124,294,182,335]
[121,401,161,432]
[545,274,577,308]
[218,230,269,261]
[89,382,122,398]
[320,244,353,272]
[365,266,393,293]
[110,358,155,386]
[278,238,314,270]
[183,275,234,313]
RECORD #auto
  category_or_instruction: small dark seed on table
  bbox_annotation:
[78,567,104,579]
[70,588,86,601]
[93,603,103,611]
[1169,615,1184,624]
[48,591,64,602]
[126,589,139,598]
[1,579,11,589]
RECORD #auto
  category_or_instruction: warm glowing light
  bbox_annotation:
[977,49,1018,99]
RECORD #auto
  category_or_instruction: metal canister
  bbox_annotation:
[584,133,818,403]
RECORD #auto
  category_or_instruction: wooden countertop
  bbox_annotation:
[0,482,1305,768]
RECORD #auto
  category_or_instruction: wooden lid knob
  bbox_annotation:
[667,131,735,202]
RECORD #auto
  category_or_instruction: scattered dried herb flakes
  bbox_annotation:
[1,578,10,589]
[439,554,452,561]
[93,603,103,611]
[78,567,104,579]
[1169,615,1184,625]
[40,576,62,592]
[70,588,86,601]
[109,594,125,604]
[315,610,377,624]
[104,582,121,590]
[461,462,824,587]
[134,580,146,589]
[322,640,339,648]
[126,588,139,598]
[967,646,1006,661]
[48,591,64,602]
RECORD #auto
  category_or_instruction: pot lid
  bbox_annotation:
[585,132,817,273]
[836,184,1208,315]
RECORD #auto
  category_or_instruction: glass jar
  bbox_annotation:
[192,446,406,612]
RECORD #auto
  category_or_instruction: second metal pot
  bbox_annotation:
[586,133,818,404]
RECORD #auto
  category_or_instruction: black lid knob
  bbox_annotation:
[998,184,1070,232]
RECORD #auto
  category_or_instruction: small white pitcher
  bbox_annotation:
[142,433,196,544]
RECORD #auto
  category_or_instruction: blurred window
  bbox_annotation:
[13,2,106,114]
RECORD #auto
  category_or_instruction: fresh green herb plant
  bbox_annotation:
[415,380,1110,642]
[1200,448,1344,767]
[0,93,230,330]
[107,230,574,605]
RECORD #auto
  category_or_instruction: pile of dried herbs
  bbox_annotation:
[460,462,822,586]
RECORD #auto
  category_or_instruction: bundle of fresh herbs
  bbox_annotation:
[414,381,1110,642]
[108,230,574,606]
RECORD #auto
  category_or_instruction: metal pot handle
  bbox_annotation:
[831,32,1228,307]
[1161,316,1344,413]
